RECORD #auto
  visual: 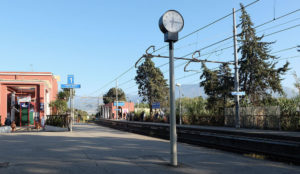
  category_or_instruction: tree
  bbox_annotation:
[293,71,300,95]
[57,89,73,101]
[49,99,68,115]
[200,63,234,112]
[238,4,289,105]
[75,109,89,122]
[103,88,126,104]
[49,89,72,115]
[135,58,169,115]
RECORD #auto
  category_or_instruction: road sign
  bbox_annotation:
[61,84,81,89]
[231,91,245,96]
[152,102,160,109]
[114,101,125,106]
[68,75,74,84]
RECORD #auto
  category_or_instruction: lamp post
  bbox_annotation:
[159,10,184,167]
[176,83,182,125]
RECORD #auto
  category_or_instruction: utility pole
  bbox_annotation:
[233,8,240,128]
[70,88,74,131]
[116,80,118,120]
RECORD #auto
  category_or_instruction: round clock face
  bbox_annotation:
[162,10,184,33]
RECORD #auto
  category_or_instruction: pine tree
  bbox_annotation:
[200,63,234,112]
[135,58,169,115]
[103,88,126,104]
[293,71,300,95]
[238,4,289,105]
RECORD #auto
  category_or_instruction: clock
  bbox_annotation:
[159,10,184,33]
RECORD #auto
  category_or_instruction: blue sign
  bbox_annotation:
[68,75,74,84]
[231,91,245,96]
[114,101,125,106]
[152,102,160,109]
[40,103,44,111]
[61,84,81,89]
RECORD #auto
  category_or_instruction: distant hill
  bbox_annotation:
[126,84,206,103]
[74,96,100,115]
[74,85,297,114]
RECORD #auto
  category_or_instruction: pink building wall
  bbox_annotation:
[0,72,58,125]
[105,102,134,119]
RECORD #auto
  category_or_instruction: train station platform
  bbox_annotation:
[0,124,299,174]
[184,124,300,137]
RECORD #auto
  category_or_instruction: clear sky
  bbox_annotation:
[0,0,299,98]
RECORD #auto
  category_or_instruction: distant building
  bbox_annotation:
[101,101,134,119]
[0,72,58,126]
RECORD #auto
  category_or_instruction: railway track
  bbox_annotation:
[94,119,300,164]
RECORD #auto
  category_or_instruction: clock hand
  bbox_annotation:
[173,21,181,24]
[171,17,175,28]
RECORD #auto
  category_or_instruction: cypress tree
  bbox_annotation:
[135,58,169,115]
[200,63,234,112]
[238,4,289,105]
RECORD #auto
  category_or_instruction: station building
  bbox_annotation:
[101,102,134,119]
[0,72,58,126]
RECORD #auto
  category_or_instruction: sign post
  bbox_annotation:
[152,102,160,109]
[61,74,81,132]
[159,10,184,167]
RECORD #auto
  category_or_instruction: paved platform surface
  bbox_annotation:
[0,124,299,174]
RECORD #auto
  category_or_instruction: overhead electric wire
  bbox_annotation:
[273,46,298,54]
[89,3,298,97]
[257,17,300,34]
[278,55,300,61]
[155,8,300,70]
[255,9,300,28]
[265,23,300,37]
[165,22,300,72]
[124,16,300,93]
[87,65,135,96]
[151,0,260,54]
[89,0,260,96]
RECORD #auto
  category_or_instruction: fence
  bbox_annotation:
[225,106,300,130]
[46,115,69,128]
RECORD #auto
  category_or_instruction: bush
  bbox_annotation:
[46,115,68,128]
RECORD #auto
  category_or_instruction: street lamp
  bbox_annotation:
[159,10,184,167]
[176,83,182,125]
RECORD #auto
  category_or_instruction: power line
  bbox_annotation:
[90,4,298,97]
[123,21,300,93]
[255,9,300,28]
[91,0,271,96]
[155,8,300,70]
[170,23,300,71]
[278,55,300,60]
[257,17,300,34]
[273,46,298,54]
[176,0,260,42]
[87,65,135,96]
[151,0,260,54]
[265,23,300,37]
[125,54,299,96]
[119,78,135,87]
